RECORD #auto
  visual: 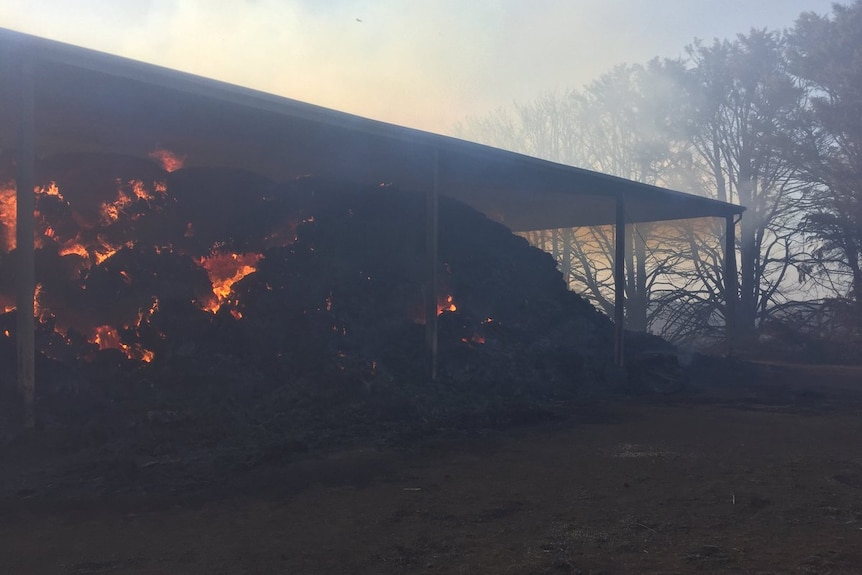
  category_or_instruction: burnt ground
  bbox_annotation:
[2,361,862,575]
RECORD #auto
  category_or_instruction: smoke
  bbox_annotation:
[1,0,836,133]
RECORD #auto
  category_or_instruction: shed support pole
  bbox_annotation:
[424,151,440,381]
[724,215,739,355]
[613,197,626,367]
[16,53,36,428]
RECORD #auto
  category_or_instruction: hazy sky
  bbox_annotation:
[1,0,839,134]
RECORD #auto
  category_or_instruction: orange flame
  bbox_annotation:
[1,176,163,362]
[137,348,156,362]
[148,149,185,172]
[437,294,457,315]
[2,181,69,253]
[130,179,154,201]
[39,182,63,199]
[92,324,122,350]
[97,179,161,226]
[58,239,89,259]
[91,238,133,266]
[0,182,17,251]
[90,323,155,363]
[135,297,159,328]
[100,182,133,224]
[198,251,263,313]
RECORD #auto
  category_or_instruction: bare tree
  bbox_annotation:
[457,34,810,349]
[664,30,810,343]
[787,1,862,333]
[456,64,686,333]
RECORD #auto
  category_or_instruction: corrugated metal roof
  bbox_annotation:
[0,27,743,231]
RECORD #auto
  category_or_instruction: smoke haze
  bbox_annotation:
[1,0,837,133]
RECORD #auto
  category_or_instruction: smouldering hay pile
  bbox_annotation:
[1,154,624,460]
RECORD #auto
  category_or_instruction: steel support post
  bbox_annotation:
[424,150,440,380]
[16,51,36,428]
[724,215,739,355]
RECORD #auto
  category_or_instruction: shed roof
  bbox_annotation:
[0,28,744,231]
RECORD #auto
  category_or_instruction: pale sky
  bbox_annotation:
[1,0,839,134]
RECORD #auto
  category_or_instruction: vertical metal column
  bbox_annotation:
[16,51,36,428]
[424,150,440,380]
[724,215,739,355]
[613,196,626,367]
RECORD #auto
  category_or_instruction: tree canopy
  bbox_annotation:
[455,1,862,357]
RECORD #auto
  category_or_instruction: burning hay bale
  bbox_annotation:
[2,154,615,379]
[0,153,677,460]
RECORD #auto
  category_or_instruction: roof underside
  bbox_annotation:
[0,28,744,232]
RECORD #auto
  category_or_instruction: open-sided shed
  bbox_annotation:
[0,28,744,423]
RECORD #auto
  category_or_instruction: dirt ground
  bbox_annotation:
[2,362,862,574]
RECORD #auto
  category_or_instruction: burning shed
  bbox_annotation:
[0,28,744,425]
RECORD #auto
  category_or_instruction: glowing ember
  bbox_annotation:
[137,347,156,363]
[135,297,159,327]
[90,238,132,266]
[148,148,185,172]
[198,250,263,313]
[90,324,155,363]
[58,240,89,259]
[437,294,457,315]
[92,324,122,350]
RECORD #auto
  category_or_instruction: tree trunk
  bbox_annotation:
[736,169,758,342]
[625,224,649,332]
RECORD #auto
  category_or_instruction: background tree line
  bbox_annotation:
[454,2,862,361]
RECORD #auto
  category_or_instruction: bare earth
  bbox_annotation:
[2,363,862,574]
